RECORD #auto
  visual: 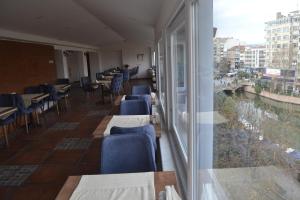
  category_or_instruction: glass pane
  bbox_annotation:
[196,0,300,199]
[172,23,188,150]
[159,40,166,112]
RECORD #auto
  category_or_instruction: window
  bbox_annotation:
[158,40,166,113]
[168,8,188,152]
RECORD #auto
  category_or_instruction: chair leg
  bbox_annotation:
[24,114,29,134]
[3,125,9,147]
[36,110,40,125]
[110,94,113,104]
[56,101,60,116]
[64,96,68,110]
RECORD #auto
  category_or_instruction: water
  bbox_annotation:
[214,91,300,169]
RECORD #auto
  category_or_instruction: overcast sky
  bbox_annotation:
[214,0,299,44]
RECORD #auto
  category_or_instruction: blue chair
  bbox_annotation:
[40,84,62,115]
[101,134,156,174]
[81,76,98,94]
[132,85,151,95]
[125,95,152,114]
[120,100,150,115]
[56,79,71,108]
[0,94,17,146]
[24,86,45,113]
[14,94,35,134]
[103,74,123,103]
[110,124,157,150]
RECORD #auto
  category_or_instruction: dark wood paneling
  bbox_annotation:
[0,40,57,93]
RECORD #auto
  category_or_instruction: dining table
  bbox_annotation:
[54,84,71,93]
[0,107,17,120]
[93,115,161,138]
[55,171,179,200]
[94,79,112,103]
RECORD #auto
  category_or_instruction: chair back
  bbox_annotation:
[0,94,16,107]
[111,74,123,94]
[0,94,17,122]
[101,133,156,174]
[120,99,150,115]
[125,95,152,114]
[122,69,130,81]
[40,84,59,101]
[110,124,157,150]
[14,94,27,113]
[132,85,151,95]
[24,86,43,94]
[80,76,92,91]
[56,78,70,84]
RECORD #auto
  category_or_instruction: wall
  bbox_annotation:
[122,43,151,78]
[89,52,101,82]
[54,50,65,79]
[101,50,122,71]
[100,42,152,78]
[66,51,81,82]
[0,40,56,93]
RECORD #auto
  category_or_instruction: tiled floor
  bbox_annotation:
[0,80,152,200]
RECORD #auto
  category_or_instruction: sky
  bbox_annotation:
[214,0,299,44]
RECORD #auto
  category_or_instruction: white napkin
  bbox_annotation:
[70,172,155,200]
[166,185,181,200]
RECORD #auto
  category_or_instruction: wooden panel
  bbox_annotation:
[0,40,57,93]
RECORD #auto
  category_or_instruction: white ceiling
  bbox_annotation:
[0,0,163,47]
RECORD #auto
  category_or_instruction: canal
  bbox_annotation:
[214,91,300,170]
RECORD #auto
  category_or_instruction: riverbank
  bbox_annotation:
[244,86,300,105]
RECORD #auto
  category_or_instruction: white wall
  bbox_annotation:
[67,52,80,82]
[55,50,65,79]
[89,52,101,82]
[54,49,70,79]
[99,42,152,78]
[122,43,151,78]
[101,50,122,71]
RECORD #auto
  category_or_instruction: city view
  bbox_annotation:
[213,1,300,198]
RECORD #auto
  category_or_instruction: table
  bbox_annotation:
[117,92,158,106]
[95,80,112,103]
[0,107,17,119]
[21,93,49,108]
[54,84,71,93]
[93,115,161,138]
[56,171,179,200]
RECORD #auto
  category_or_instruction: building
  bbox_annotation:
[226,45,245,69]
[213,37,244,67]
[244,45,266,68]
[265,11,300,73]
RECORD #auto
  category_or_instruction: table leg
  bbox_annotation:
[101,84,105,104]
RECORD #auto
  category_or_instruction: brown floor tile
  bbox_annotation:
[6,150,51,165]
[27,165,76,184]
[44,150,84,165]
[9,184,62,200]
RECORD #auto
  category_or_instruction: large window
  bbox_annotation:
[158,40,166,113]
[169,9,188,152]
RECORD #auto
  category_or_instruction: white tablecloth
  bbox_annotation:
[70,172,155,200]
[103,115,150,136]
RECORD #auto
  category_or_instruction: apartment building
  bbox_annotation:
[213,37,243,67]
[244,45,266,68]
[226,45,245,69]
[265,11,300,73]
